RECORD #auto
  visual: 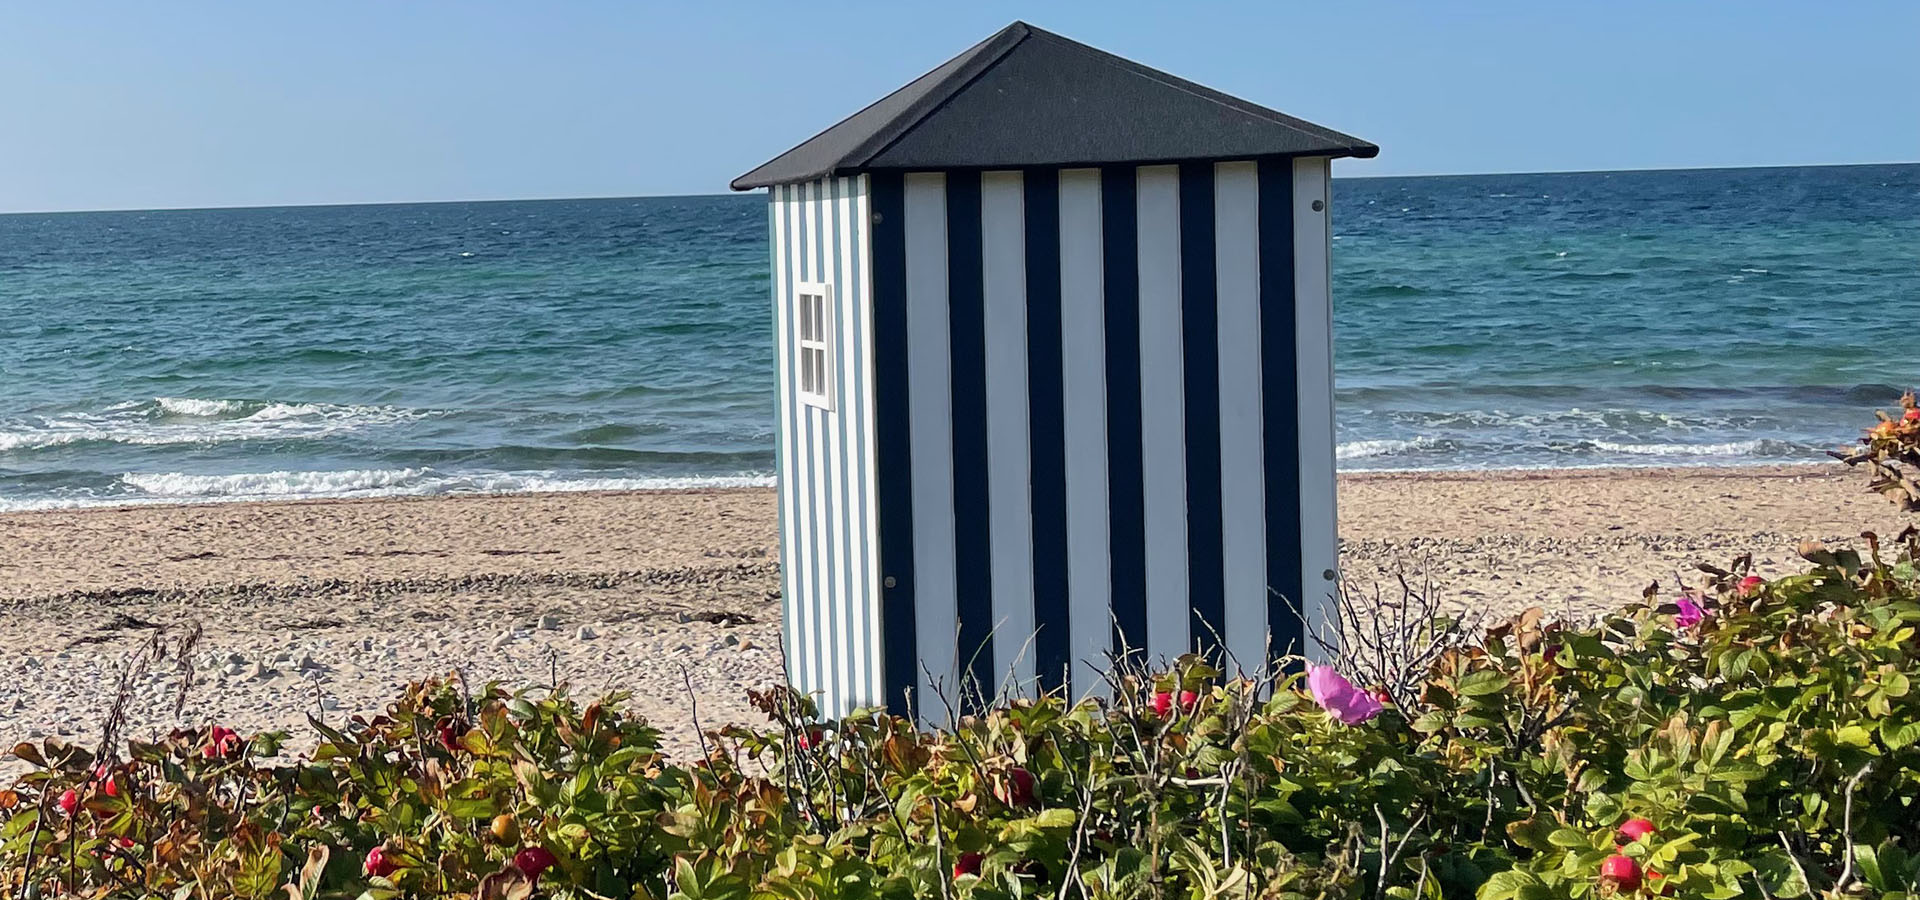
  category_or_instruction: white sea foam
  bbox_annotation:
[0,468,774,512]
[117,468,766,507]
[1584,438,1793,457]
[155,397,249,417]
[1336,437,1443,459]
[0,399,429,451]
[120,468,434,498]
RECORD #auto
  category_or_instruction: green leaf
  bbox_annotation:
[444,795,498,820]
[1476,869,1547,900]
[1834,725,1874,748]
[1881,719,1920,750]
[1504,817,1556,852]
[1458,671,1512,696]
[1854,843,1885,889]
[1032,808,1076,829]
[1547,828,1593,849]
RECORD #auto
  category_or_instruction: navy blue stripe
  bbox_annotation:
[1257,160,1303,661]
[1101,167,1147,659]
[946,172,995,705]
[1179,163,1224,657]
[1023,170,1069,694]
[868,172,918,718]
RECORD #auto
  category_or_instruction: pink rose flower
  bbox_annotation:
[1307,664,1383,725]
[1675,596,1708,630]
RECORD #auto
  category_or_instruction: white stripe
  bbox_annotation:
[1057,169,1111,696]
[786,187,818,704]
[828,178,854,713]
[839,175,871,711]
[1135,165,1188,664]
[793,182,815,707]
[904,173,958,725]
[854,177,884,711]
[1293,158,1339,653]
[1214,162,1267,676]
[980,170,1035,697]
[823,180,847,716]
[771,186,801,688]
[807,181,835,712]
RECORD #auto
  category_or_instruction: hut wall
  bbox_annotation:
[769,176,882,719]
[853,157,1339,723]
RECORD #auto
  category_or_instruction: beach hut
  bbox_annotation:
[732,21,1376,721]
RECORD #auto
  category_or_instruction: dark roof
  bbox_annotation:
[732,22,1377,190]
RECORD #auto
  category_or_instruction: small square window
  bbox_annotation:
[794,282,834,410]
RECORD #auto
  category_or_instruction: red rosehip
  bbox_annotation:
[1002,767,1037,807]
[115,836,135,849]
[952,851,984,879]
[1178,689,1199,711]
[57,789,78,817]
[103,777,119,798]
[203,726,241,759]
[1600,854,1641,891]
[364,846,398,878]
[435,718,463,754]
[1151,691,1173,717]
[1737,575,1765,596]
[1617,817,1657,845]
[1905,409,1920,423]
[513,846,559,881]
[796,726,824,749]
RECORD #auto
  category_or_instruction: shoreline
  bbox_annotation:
[0,459,1845,522]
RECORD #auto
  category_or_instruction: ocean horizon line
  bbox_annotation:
[3,159,1915,218]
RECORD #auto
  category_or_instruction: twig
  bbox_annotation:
[1833,761,1875,893]
[677,664,712,761]
[1776,831,1813,893]
[933,795,952,900]
[1375,804,1427,897]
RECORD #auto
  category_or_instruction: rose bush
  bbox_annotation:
[8,399,1920,898]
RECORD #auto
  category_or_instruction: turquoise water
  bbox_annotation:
[1,164,1916,510]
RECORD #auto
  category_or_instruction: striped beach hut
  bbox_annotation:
[732,21,1376,722]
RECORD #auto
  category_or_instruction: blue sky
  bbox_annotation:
[3,1,1915,213]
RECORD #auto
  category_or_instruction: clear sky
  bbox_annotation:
[3,1,1915,213]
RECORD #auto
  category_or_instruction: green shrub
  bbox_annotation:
[11,402,1920,898]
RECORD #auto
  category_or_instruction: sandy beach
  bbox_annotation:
[0,464,1897,764]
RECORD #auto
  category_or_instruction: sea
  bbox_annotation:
[1,164,1916,512]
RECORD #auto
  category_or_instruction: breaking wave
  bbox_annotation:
[0,398,430,451]
[0,467,773,511]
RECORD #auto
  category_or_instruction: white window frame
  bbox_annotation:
[794,281,835,411]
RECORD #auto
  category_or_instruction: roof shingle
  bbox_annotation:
[732,22,1377,190]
